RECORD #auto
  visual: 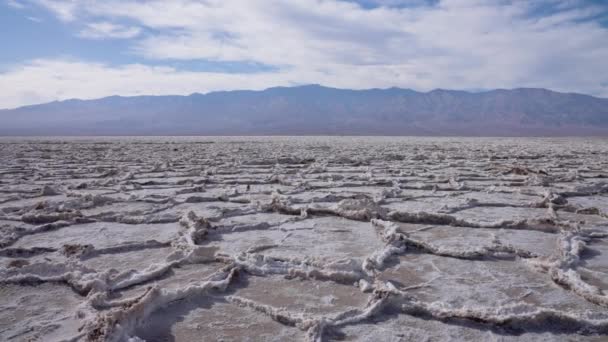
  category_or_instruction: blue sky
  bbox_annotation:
[1,0,607,108]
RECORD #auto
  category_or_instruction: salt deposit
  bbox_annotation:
[0,136,607,341]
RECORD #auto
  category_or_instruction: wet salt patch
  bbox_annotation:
[320,186,394,196]
[465,191,541,206]
[338,312,600,342]
[384,199,456,213]
[230,192,274,204]
[398,181,435,189]
[217,212,295,228]
[66,189,118,196]
[133,172,186,179]
[289,201,336,211]
[219,174,276,182]
[122,187,183,198]
[56,177,107,186]
[207,227,285,256]
[155,203,227,220]
[306,180,341,188]
[135,296,302,342]
[0,283,82,341]
[242,184,294,193]
[579,239,608,290]
[0,194,20,203]
[407,226,557,258]
[88,192,133,202]
[0,195,70,211]
[406,225,492,245]
[398,189,454,198]
[210,216,383,261]
[568,195,608,213]
[324,166,368,172]
[492,185,548,194]
[461,179,508,187]
[116,262,226,300]
[82,246,174,274]
[380,254,604,314]
[264,217,383,261]
[174,188,233,202]
[233,274,368,316]
[558,212,608,229]
[129,174,173,181]
[0,182,39,191]
[13,222,179,249]
[0,219,30,227]
[234,165,275,172]
[0,250,68,269]
[392,222,443,233]
[494,229,558,257]
[78,201,156,216]
[451,207,551,225]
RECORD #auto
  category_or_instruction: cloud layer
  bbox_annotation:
[1,0,607,108]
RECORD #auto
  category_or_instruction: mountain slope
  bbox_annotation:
[1,85,607,136]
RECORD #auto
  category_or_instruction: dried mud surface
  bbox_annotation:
[1,136,608,341]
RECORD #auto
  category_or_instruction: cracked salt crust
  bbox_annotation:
[0,136,607,341]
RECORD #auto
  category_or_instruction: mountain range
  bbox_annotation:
[1,85,608,136]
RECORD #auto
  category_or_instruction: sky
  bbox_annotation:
[0,0,607,109]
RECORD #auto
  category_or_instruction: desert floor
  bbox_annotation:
[1,136,608,341]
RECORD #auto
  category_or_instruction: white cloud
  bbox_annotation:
[352,0,436,7]
[35,0,78,21]
[78,21,141,39]
[2,0,607,108]
[6,0,25,9]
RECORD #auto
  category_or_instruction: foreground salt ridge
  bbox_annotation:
[0,137,607,341]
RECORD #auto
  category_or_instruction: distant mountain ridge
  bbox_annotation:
[1,85,608,136]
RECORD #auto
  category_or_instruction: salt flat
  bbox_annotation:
[1,136,608,341]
